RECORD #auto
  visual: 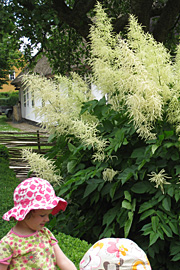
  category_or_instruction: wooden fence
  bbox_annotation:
[0,131,55,180]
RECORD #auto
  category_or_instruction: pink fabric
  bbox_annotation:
[3,177,67,221]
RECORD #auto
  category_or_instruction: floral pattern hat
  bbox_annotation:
[80,238,151,270]
[3,177,67,221]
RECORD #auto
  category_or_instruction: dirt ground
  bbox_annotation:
[7,120,45,132]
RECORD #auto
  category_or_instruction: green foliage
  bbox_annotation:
[53,231,91,269]
[0,115,20,132]
[47,98,180,270]
[0,144,9,161]
[2,0,180,79]
[0,92,19,106]
[0,158,18,238]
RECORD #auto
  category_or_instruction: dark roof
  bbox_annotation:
[11,54,52,87]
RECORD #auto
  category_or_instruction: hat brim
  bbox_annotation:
[3,197,67,221]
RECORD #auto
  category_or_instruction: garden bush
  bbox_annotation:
[54,231,91,269]
[47,98,180,270]
[0,158,19,238]
[0,144,9,161]
[0,91,19,106]
[20,3,180,270]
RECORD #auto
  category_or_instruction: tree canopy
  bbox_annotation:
[0,2,24,88]
[2,0,180,77]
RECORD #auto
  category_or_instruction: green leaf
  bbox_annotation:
[140,209,155,221]
[68,142,77,152]
[151,216,159,232]
[124,212,133,237]
[138,159,148,170]
[172,253,180,261]
[122,200,132,210]
[103,206,119,226]
[110,182,119,199]
[162,197,171,211]
[67,160,77,173]
[83,182,99,198]
[160,224,173,237]
[175,165,180,175]
[131,147,145,158]
[157,228,164,240]
[149,231,159,246]
[131,198,136,212]
[119,169,133,184]
[169,221,179,235]
[151,144,159,154]
[164,130,174,138]
[131,182,150,194]
[175,189,180,202]
[124,190,131,202]
[139,200,157,213]
[167,186,174,197]
[119,166,137,185]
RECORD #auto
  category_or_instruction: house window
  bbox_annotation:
[31,91,35,107]
[27,92,29,107]
[9,71,15,81]
[23,89,26,107]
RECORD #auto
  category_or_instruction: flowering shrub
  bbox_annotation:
[21,3,180,270]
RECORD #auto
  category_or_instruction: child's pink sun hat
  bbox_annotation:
[3,177,67,221]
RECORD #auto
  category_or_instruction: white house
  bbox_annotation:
[11,55,53,124]
[11,54,102,124]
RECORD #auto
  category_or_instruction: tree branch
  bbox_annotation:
[52,0,94,40]
[130,0,154,30]
[153,0,180,42]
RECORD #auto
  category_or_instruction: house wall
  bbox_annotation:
[0,66,22,93]
[19,83,103,124]
[19,86,43,123]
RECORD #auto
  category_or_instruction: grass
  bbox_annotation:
[0,115,21,132]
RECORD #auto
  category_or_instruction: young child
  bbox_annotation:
[0,177,77,270]
[79,238,152,270]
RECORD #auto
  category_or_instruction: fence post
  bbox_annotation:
[37,130,41,153]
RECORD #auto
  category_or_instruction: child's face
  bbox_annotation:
[24,209,52,232]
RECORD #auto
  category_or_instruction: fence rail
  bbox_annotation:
[0,131,55,180]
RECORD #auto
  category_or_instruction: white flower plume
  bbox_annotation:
[22,149,63,185]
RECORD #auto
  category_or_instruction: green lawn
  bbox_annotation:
[0,115,21,132]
